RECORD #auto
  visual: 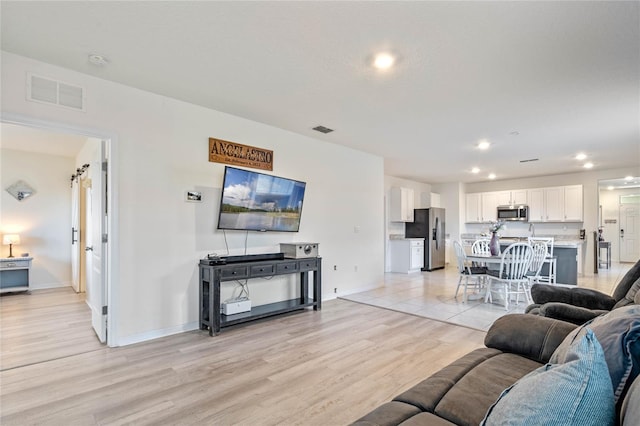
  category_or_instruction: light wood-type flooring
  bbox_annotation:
[0,290,485,425]
[1,287,104,371]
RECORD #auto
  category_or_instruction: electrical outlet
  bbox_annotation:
[333,265,337,271]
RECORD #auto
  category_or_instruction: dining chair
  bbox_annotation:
[528,237,556,284]
[471,239,491,255]
[453,240,488,303]
[525,241,548,300]
[484,242,534,310]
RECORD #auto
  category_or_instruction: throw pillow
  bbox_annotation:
[481,329,614,426]
[550,305,640,403]
[613,276,640,309]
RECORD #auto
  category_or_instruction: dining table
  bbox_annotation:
[460,253,502,301]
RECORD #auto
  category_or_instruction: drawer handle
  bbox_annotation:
[7,263,16,267]
[232,271,237,275]
[258,268,263,272]
[284,266,288,269]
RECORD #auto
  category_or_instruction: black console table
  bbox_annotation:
[199,257,322,335]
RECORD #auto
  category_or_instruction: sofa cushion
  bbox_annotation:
[485,314,577,363]
[481,329,615,426]
[398,412,455,425]
[551,305,640,403]
[612,259,640,302]
[620,377,640,426]
[613,276,640,309]
[351,401,421,426]
[393,348,502,413]
[432,353,541,425]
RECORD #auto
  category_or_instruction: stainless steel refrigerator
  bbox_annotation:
[405,208,446,271]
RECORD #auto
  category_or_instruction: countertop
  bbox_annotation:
[460,233,587,248]
[498,237,586,248]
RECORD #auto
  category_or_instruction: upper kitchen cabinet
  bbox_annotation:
[465,193,482,223]
[527,185,583,222]
[390,187,415,222]
[465,190,530,223]
[563,185,584,221]
[495,190,527,206]
[481,192,500,222]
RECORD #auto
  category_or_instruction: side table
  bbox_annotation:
[0,257,33,293]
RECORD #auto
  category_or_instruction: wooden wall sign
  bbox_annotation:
[209,137,273,171]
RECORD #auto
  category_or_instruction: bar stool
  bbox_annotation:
[528,237,556,284]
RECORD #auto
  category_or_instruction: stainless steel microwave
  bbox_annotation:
[497,205,529,222]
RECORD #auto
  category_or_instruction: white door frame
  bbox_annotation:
[2,113,118,347]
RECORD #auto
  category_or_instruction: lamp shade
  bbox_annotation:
[2,234,20,245]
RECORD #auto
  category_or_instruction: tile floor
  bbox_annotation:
[340,262,633,331]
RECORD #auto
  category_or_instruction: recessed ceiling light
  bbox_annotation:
[88,54,108,66]
[625,176,634,181]
[488,173,496,180]
[477,139,491,150]
[372,53,395,70]
[583,162,594,169]
[509,131,520,136]
[575,153,587,160]
[471,167,480,174]
[607,186,614,190]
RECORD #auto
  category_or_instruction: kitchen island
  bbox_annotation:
[499,238,586,285]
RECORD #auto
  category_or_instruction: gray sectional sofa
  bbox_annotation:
[525,258,640,324]
[352,308,640,426]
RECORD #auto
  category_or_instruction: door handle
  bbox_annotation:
[85,246,93,252]
[72,227,78,244]
[620,229,624,238]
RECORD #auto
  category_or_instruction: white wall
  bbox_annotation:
[1,51,385,345]
[0,148,74,288]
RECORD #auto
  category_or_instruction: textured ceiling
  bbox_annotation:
[1,1,638,183]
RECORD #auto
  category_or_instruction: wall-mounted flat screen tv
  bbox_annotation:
[217,166,306,232]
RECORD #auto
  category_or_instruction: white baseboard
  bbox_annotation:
[116,321,200,347]
[30,281,72,290]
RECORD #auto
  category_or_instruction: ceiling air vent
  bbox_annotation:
[312,125,334,134]
[519,158,539,163]
[27,73,85,111]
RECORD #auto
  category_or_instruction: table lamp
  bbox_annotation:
[3,234,20,258]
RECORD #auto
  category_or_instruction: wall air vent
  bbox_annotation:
[519,158,539,163]
[27,73,85,111]
[312,125,334,134]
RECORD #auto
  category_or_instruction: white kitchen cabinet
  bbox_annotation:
[465,193,482,223]
[544,187,564,221]
[511,190,528,205]
[527,185,583,222]
[528,188,545,222]
[495,191,512,206]
[563,185,583,221]
[390,187,415,222]
[389,239,424,273]
[481,192,499,222]
[496,190,527,205]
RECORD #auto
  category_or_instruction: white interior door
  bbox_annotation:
[620,203,640,262]
[70,180,80,293]
[85,141,107,343]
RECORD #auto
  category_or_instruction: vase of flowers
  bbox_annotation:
[488,221,505,256]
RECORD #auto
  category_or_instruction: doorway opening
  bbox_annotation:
[598,177,640,267]
[0,117,116,370]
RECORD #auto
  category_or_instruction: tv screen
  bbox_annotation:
[217,166,306,232]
